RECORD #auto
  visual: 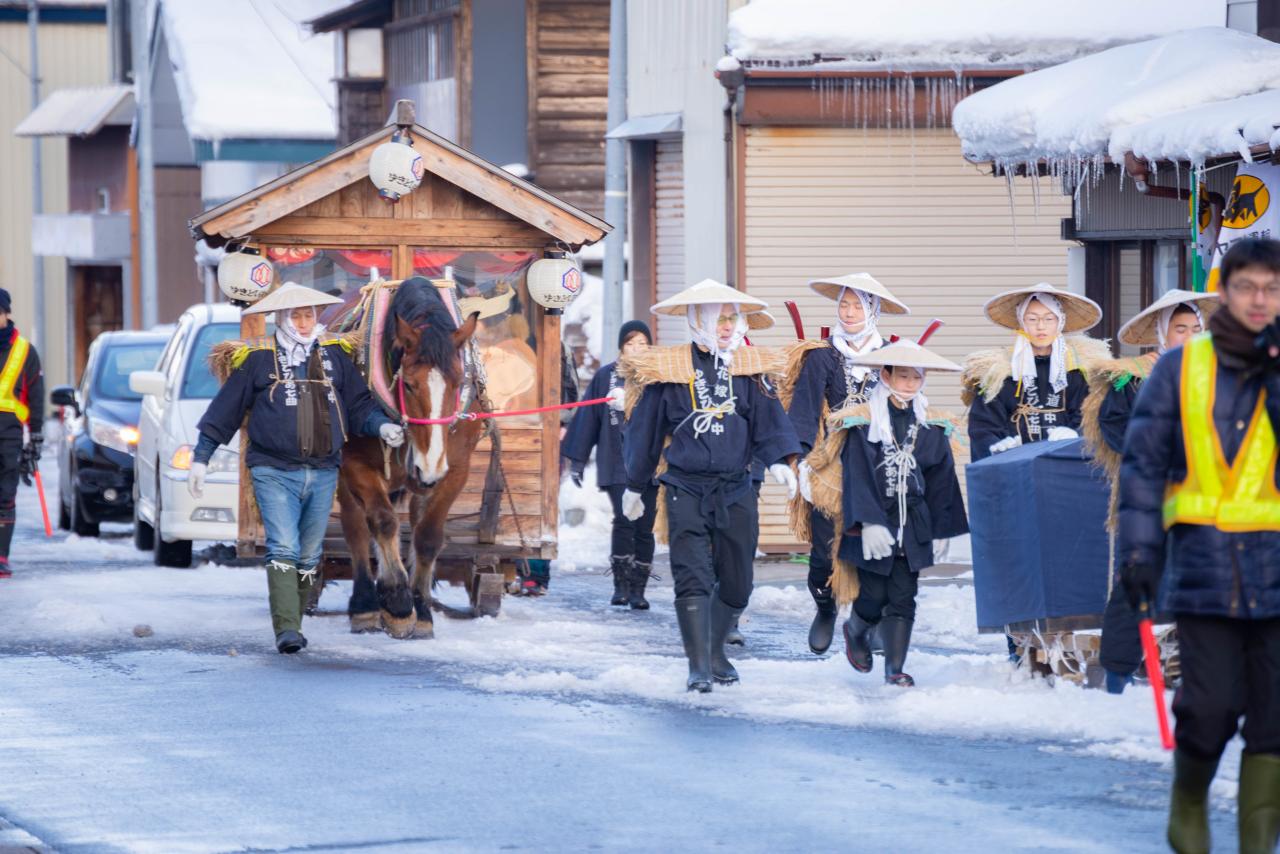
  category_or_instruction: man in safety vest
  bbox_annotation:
[1119,238,1280,854]
[0,288,44,579]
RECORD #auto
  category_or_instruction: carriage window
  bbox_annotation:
[414,249,539,422]
[265,248,393,298]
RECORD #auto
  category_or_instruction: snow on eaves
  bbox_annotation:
[161,0,337,143]
[953,28,1280,166]
[1114,90,1280,165]
[727,0,1223,70]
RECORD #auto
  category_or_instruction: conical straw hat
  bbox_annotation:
[982,282,1101,334]
[243,283,344,315]
[850,339,961,372]
[650,279,769,316]
[748,309,775,331]
[1117,289,1219,347]
[807,273,910,315]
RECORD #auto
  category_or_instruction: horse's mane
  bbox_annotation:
[385,276,460,382]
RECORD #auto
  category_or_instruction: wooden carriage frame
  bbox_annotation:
[189,102,609,602]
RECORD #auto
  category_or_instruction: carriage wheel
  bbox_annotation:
[470,562,504,618]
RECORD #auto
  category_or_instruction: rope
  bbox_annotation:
[397,377,611,426]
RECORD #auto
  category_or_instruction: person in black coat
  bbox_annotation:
[785,273,910,655]
[1081,290,1216,695]
[622,280,800,692]
[1119,239,1280,853]
[0,288,43,579]
[562,320,656,608]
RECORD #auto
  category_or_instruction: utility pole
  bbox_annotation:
[27,1,44,356]
[131,0,158,328]
[601,0,627,362]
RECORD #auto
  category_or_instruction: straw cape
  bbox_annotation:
[960,335,1113,405]
[242,282,344,315]
[982,283,1102,334]
[1116,289,1219,347]
[650,278,774,329]
[808,273,911,315]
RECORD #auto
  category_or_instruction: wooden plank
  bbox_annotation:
[338,182,366,218]
[252,232,546,249]
[537,27,610,51]
[536,140,606,166]
[430,178,465,219]
[526,0,540,207]
[362,180,394,218]
[254,215,546,241]
[460,187,511,220]
[540,306,560,542]
[538,8,609,29]
[537,53,608,74]
[536,95,610,118]
[534,118,607,140]
[534,164,606,190]
[453,490,542,516]
[536,72,609,97]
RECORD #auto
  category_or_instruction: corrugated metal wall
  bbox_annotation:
[742,126,1073,550]
[654,139,685,344]
[0,20,109,388]
[1074,164,1236,237]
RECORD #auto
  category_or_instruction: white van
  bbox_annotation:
[129,303,243,567]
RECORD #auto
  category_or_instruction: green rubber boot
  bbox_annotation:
[266,558,304,637]
[1167,748,1219,854]
[1239,752,1280,854]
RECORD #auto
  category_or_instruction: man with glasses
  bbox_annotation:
[1120,238,1280,854]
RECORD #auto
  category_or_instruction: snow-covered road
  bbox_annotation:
[0,460,1240,852]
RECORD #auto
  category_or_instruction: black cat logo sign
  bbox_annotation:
[1224,174,1270,229]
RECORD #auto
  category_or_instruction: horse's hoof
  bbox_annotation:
[382,610,416,639]
[349,612,382,634]
[412,620,435,639]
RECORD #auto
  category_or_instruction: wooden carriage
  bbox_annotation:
[189,103,609,609]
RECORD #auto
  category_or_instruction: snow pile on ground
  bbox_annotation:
[555,462,616,572]
[162,0,337,142]
[727,0,1222,70]
[954,27,1280,165]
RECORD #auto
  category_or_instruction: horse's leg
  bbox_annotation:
[370,489,416,639]
[339,476,380,633]
[408,492,438,638]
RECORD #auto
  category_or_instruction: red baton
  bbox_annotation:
[33,470,53,538]
[1138,608,1175,750]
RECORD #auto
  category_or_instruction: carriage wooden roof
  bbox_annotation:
[189,120,611,250]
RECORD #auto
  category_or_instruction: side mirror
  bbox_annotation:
[50,385,80,416]
[129,370,167,398]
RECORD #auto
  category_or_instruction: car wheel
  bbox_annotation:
[133,482,155,551]
[69,467,100,538]
[153,487,192,568]
[57,494,71,531]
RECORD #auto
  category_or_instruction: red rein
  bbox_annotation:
[396,374,611,426]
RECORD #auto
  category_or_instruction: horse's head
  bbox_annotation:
[393,308,479,486]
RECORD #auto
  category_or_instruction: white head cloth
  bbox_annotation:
[830,287,885,382]
[1156,302,1204,354]
[275,307,326,369]
[1011,293,1067,394]
[687,302,748,366]
[866,369,929,446]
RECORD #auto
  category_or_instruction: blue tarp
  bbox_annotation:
[967,438,1111,630]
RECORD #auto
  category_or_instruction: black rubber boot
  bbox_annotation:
[1168,748,1219,854]
[628,560,652,610]
[275,630,305,654]
[609,555,632,606]
[808,582,838,654]
[881,616,915,687]
[674,596,712,693]
[725,618,745,647]
[842,611,874,673]
[710,596,746,685]
[1238,752,1280,854]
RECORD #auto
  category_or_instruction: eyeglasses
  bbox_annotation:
[1022,314,1060,328]
[717,314,740,326]
[1227,283,1280,299]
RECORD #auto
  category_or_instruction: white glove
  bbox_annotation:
[989,435,1022,455]
[768,462,797,500]
[605,387,627,412]
[621,489,645,521]
[861,524,895,562]
[933,538,949,565]
[188,462,207,500]
[380,423,406,448]
[1046,426,1079,442]
[798,460,814,504]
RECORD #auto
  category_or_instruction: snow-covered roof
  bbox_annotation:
[726,0,1224,71]
[14,85,133,137]
[1114,90,1280,165]
[161,0,338,143]
[953,27,1280,166]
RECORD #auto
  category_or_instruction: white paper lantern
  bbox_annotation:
[527,257,583,310]
[369,135,425,202]
[217,251,274,303]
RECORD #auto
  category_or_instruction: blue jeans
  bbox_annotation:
[249,466,339,572]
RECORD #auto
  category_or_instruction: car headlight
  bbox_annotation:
[88,416,140,455]
[170,444,238,474]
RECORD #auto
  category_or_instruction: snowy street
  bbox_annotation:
[0,456,1239,853]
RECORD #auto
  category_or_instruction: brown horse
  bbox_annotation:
[340,277,484,639]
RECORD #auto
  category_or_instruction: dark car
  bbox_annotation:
[51,330,169,536]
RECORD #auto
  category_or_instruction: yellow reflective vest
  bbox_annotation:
[1163,332,1280,531]
[0,334,31,424]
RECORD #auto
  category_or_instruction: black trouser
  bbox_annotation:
[1173,614,1280,761]
[808,509,835,604]
[0,435,20,558]
[666,484,756,609]
[1099,581,1143,676]
[605,484,658,563]
[853,555,919,624]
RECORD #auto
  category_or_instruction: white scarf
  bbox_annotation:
[1156,302,1203,354]
[1011,293,1067,394]
[275,310,326,369]
[866,371,929,446]
[687,303,748,367]
[830,287,884,382]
